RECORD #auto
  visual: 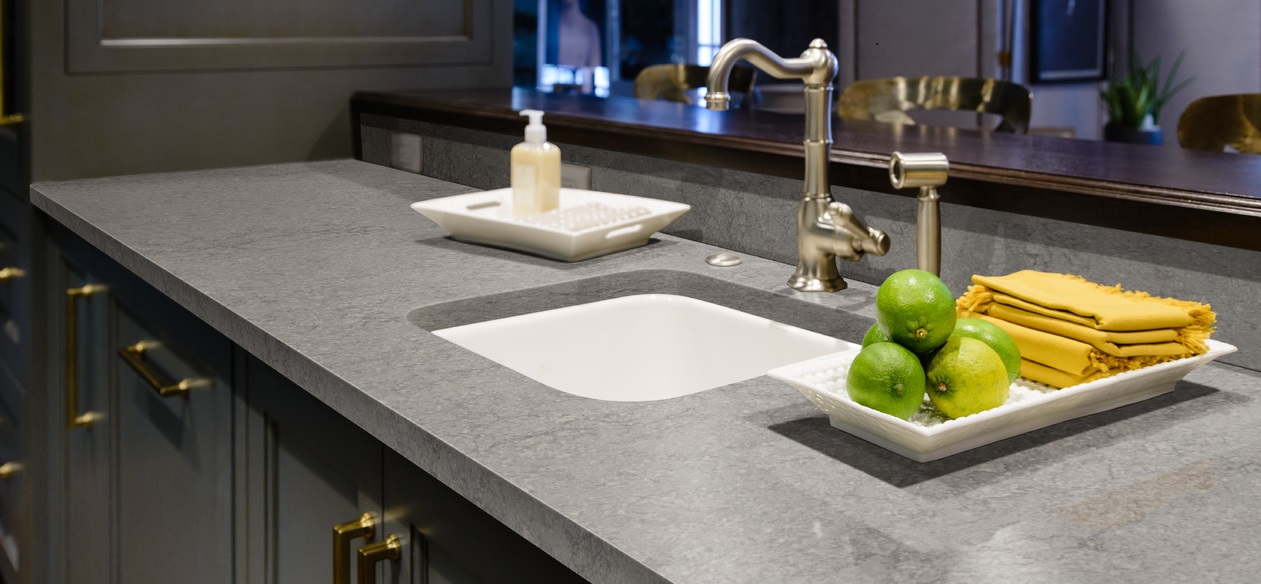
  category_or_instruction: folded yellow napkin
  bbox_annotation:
[982,303,1190,357]
[957,271,1215,388]
[1019,359,1108,389]
[976,314,1186,385]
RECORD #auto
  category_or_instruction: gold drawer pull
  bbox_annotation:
[66,284,107,428]
[356,534,401,584]
[0,462,22,478]
[118,341,210,398]
[333,513,376,584]
[0,267,25,282]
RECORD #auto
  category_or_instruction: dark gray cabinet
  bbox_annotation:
[245,358,588,584]
[47,225,237,584]
[381,450,588,584]
[32,0,512,182]
[0,143,30,584]
[242,357,384,584]
[243,357,493,584]
[57,254,110,584]
[0,204,29,584]
[0,189,31,388]
[38,220,587,584]
[113,308,235,583]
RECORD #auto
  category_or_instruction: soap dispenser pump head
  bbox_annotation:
[520,109,546,143]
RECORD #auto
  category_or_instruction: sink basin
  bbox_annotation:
[433,293,856,401]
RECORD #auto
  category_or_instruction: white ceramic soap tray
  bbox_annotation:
[411,188,690,262]
[768,339,1237,462]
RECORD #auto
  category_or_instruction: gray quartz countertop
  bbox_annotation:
[32,160,1261,583]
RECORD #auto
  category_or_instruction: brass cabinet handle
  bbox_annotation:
[66,284,107,428]
[356,534,401,584]
[118,341,210,398]
[333,513,376,584]
[0,267,25,282]
[0,462,22,478]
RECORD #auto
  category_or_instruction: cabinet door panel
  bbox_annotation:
[62,265,111,584]
[383,449,587,584]
[246,359,383,584]
[114,309,234,584]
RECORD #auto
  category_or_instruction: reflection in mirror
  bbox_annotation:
[516,0,818,99]
[511,0,1261,155]
[514,0,693,97]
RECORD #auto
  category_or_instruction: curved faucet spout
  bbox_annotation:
[704,38,889,293]
[704,38,838,111]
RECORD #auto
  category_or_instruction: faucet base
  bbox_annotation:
[788,269,848,292]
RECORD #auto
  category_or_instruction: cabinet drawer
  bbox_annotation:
[0,221,26,386]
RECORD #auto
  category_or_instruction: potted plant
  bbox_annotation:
[1100,51,1193,145]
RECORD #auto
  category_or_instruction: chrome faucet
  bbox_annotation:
[706,38,889,292]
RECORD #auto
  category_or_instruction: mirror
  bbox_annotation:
[510,0,1261,189]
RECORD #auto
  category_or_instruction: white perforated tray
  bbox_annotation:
[768,339,1238,462]
[411,188,690,261]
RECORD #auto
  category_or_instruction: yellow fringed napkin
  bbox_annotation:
[983,303,1190,357]
[958,271,1216,388]
[1020,359,1109,389]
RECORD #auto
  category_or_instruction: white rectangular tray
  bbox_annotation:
[768,339,1238,462]
[411,188,690,262]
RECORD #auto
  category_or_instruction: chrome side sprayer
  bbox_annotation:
[889,152,949,276]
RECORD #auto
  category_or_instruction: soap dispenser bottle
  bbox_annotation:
[511,109,561,219]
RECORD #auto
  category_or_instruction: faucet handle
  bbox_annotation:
[826,202,890,258]
[860,227,891,256]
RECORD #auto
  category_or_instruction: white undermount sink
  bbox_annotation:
[434,294,856,402]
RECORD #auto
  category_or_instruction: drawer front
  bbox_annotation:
[0,220,27,387]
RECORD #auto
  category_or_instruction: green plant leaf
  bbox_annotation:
[1100,49,1193,128]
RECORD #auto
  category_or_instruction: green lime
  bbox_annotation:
[845,342,927,420]
[861,323,890,347]
[875,269,956,354]
[952,317,1022,383]
[925,337,1009,419]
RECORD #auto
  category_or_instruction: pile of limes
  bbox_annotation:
[846,269,1021,420]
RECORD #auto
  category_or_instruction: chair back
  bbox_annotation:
[633,64,757,105]
[838,76,1032,133]
[1177,94,1261,154]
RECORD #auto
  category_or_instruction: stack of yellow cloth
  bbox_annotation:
[956,270,1215,388]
